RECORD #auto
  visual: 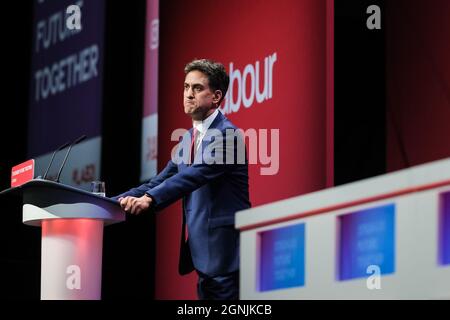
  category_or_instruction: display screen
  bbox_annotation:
[339,204,395,281]
[439,191,450,265]
[259,223,305,291]
[27,0,105,189]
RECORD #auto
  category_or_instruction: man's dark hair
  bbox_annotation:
[184,59,229,105]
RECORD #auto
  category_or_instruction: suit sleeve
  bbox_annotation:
[110,160,178,200]
[147,128,243,211]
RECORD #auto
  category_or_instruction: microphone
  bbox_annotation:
[55,135,87,183]
[41,141,71,180]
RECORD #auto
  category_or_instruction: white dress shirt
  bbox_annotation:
[192,108,219,152]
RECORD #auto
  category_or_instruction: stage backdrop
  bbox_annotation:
[387,0,450,171]
[140,0,159,182]
[151,0,334,299]
[28,0,105,190]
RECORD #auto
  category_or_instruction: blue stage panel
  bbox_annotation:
[259,223,305,292]
[339,204,396,281]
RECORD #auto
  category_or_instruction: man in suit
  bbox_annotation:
[113,59,251,300]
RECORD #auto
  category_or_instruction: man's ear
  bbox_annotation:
[213,90,223,105]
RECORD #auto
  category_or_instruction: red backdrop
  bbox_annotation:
[387,0,450,171]
[155,0,333,299]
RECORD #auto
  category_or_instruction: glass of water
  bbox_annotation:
[91,180,106,197]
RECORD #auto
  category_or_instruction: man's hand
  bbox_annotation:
[119,194,153,215]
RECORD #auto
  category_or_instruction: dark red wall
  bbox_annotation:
[387,0,450,171]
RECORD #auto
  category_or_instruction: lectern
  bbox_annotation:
[0,179,125,300]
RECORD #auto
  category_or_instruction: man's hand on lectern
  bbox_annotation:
[119,194,153,215]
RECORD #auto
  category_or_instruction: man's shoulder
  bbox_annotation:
[216,112,239,131]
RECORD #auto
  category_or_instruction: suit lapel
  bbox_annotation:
[195,111,225,164]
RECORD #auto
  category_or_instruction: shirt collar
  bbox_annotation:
[192,109,219,134]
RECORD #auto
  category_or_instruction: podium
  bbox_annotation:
[0,179,125,300]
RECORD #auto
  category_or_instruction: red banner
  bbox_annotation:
[11,159,35,187]
[155,0,333,299]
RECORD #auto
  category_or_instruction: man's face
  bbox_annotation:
[183,70,221,121]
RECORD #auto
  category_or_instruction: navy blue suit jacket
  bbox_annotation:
[113,111,251,277]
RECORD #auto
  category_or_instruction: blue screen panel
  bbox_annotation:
[439,191,450,265]
[259,223,305,292]
[28,0,105,157]
[339,204,395,281]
